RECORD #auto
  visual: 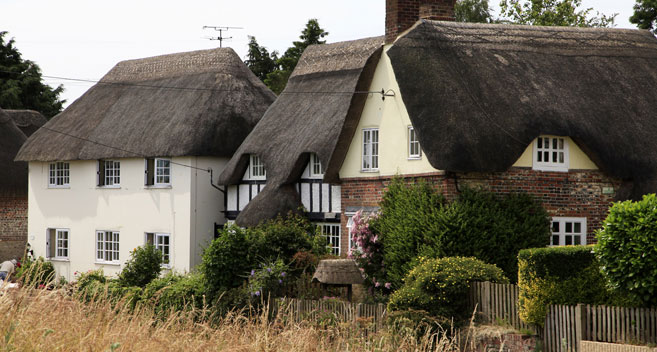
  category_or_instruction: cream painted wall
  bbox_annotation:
[512,136,598,170]
[27,156,227,281]
[339,45,438,179]
[339,46,598,178]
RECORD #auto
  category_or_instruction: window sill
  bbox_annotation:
[532,166,569,173]
[96,186,121,189]
[145,185,172,189]
[48,258,70,262]
[95,261,121,266]
[408,156,422,161]
[361,169,379,173]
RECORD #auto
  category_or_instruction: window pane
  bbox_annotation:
[552,235,559,246]
[574,222,581,233]
[565,222,572,233]
[565,235,572,245]
[559,152,564,163]
[574,235,581,245]
[552,221,559,232]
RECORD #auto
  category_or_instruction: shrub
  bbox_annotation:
[14,256,56,288]
[246,259,289,301]
[117,245,162,288]
[595,194,657,307]
[374,178,550,287]
[143,272,206,317]
[349,210,390,292]
[517,246,622,327]
[388,257,507,323]
[201,213,325,300]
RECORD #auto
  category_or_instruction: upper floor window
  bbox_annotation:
[97,160,120,187]
[146,232,170,266]
[362,128,379,172]
[96,230,120,263]
[249,155,266,180]
[408,126,421,159]
[550,217,586,246]
[145,158,171,186]
[310,153,323,177]
[48,162,70,188]
[47,228,69,259]
[533,136,568,172]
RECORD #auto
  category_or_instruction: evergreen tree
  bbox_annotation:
[245,36,278,82]
[630,0,657,34]
[0,31,65,118]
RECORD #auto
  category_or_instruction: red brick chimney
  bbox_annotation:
[386,0,456,44]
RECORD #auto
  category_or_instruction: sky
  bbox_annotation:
[1,0,638,108]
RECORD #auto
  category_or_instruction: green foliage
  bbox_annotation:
[201,213,323,300]
[117,245,162,288]
[247,259,289,300]
[374,178,550,287]
[14,256,55,288]
[517,246,625,327]
[245,36,278,82]
[595,194,657,307]
[456,0,492,23]
[388,257,507,323]
[631,0,657,33]
[143,272,206,316]
[0,31,65,118]
[499,0,616,27]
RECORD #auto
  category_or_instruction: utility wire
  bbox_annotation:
[37,125,210,173]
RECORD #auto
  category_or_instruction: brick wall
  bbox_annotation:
[339,168,621,255]
[385,0,456,43]
[0,195,28,261]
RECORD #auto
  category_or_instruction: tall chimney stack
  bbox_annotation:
[386,0,456,44]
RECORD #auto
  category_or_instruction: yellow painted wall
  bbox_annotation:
[339,45,438,179]
[512,136,598,170]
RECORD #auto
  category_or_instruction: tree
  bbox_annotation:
[455,0,493,23]
[0,31,65,118]
[630,0,657,34]
[499,0,617,27]
[244,36,278,82]
[264,19,328,94]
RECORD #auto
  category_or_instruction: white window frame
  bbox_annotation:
[145,158,171,187]
[97,160,121,188]
[408,126,421,159]
[550,217,586,246]
[318,223,340,256]
[96,230,120,264]
[47,228,69,260]
[533,136,569,172]
[345,212,361,251]
[362,128,379,172]
[145,232,171,267]
[48,162,70,188]
[309,153,323,178]
[249,155,266,180]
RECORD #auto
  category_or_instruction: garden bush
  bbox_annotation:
[143,272,206,317]
[388,257,507,323]
[14,256,55,288]
[373,179,550,287]
[595,194,657,307]
[117,245,162,288]
[517,246,623,327]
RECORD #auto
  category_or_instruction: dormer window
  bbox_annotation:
[533,136,568,172]
[48,162,70,188]
[408,126,421,159]
[310,153,323,177]
[249,155,266,180]
[97,160,120,187]
[145,158,171,186]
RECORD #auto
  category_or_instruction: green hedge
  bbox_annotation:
[388,256,508,323]
[518,246,621,326]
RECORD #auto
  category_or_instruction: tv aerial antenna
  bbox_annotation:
[202,26,243,47]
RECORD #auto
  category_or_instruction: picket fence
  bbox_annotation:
[468,281,537,334]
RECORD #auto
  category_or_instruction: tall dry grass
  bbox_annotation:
[0,282,463,352]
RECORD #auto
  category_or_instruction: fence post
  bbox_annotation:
[575,303,586,350]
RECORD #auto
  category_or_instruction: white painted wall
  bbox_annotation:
[27,156,227,281]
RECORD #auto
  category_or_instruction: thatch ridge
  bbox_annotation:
[312,259,364,285]
[388,21,657,199]
[218,37,383,227]
[4,110,47,137]
[0,109,28,194]
[16,47,276,162]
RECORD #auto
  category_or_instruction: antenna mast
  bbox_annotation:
[202,26,243,48]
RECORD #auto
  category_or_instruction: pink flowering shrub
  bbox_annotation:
[348,210,391,293]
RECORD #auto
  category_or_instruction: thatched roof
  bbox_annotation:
[218,37,383,227]
[388,21,657,199]
[16,48,276,162]
[312,259,364,285]
[4,110,47,137]
[0,109,28,194]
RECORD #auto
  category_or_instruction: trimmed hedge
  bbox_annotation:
[388,256,508,323]
[517,246,622,326]
[595,194,657,307]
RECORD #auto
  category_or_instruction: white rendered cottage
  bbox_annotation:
[15,48,275,280]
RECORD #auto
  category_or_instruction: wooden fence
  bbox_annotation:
[468,281,537,334]
[544,304,657,352]
[275,298,387,329]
